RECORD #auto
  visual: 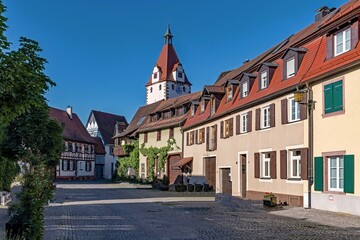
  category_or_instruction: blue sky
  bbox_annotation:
[3,0,347,124]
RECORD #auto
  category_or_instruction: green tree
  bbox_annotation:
[116,140,140,179]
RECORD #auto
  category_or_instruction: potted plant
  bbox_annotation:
[187,183,194,192]
[160,175,170,191]
[195,184,203,192]
[175,183,186,192]
[263,192,277,207]
[203,184,213,192]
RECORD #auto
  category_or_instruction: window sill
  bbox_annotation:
[322,110,345,118]
[259,127,271,132]
[259,178,273,182]
[287,119,301,125]
[322,190,346,195]
[239,131,249,135]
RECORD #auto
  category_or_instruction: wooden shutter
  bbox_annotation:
[62,160,65,171]
[236,115,240,135]
[220,121,224,139]
[300,148,308,180]
[270,151,277,179]
[270,103,275,128]
[344,155,355,193]
[186,132,189,146]
[314,156,324,191]
[280,150,287,179]
[206,127,209,151]
[326,34,333,60]
[201,128,205,143]
[300,94,308,120]
[351,20,359,49]
[254,153,260,178]
[195,130,198,144]
[229,118,233,137]
[324,83,333,114]
[214,125,217,150]
[255,108,260,130]
[333,80,343,112]
[247,111,252,132]
[281,99,288,125]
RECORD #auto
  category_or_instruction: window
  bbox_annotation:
[62,160,68,171]
[172,84,175,90]
[177,107,184,116]
[240,113,248,133]
[141,163,145,173]
[69,160,74,171]
[190,131,194,145]
[328,156,344,191]
[159,85,162,90]
[225,120,230,137]
[150,87,153,93]
[64,142,69,151]
[169,128,174,139]
[154,73,158,79]
[201,100,205,113]
[198,129,203,144]
[261,153,271,178]
[178,72,183,78]
[85,161,92,172]
[183,86,186,92]
[286,58,295,79]
[163,111,172,119]
[261,106,270,129]
[157,130,161,141]
[324,80,343,114]
[144,132,148,143]
[191,105,196,117]
[260,71,268,89]
[334,28,351,56]
[242,81,248,98]
[289,97,300,122]
[210,98,216,115]
[290,150,301,179]
[226,86,233,102]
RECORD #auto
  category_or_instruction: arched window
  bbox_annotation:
[150,87,153,93]
[159,85,162,90]
[172,84,175,90]
[183,86,186,92]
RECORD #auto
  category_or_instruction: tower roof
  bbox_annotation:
[164,24,173,44]
[146,26,191,87]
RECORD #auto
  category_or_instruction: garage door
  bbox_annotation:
[168,154,182,184]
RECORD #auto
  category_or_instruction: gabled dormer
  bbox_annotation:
[225,80,239,102]
[152,65,162,83]
[239,73,256,98]
[190,101,199,117]
[257,62,278,91]
[282,48,307,80]
[172,63,184,82]
[200,96,210,114]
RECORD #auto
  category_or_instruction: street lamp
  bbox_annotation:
[294,86,315,209]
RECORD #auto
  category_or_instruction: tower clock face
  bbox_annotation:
[176,85,182,94]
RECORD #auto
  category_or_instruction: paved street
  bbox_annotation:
[44,181,360,240]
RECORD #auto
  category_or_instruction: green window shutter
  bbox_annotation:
[333,80,343,112]
[314,157,324,191]
[324,83,334,114]
[344,154,354,194]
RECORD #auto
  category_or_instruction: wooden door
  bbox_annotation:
[241,154,247,198]
[167,154,182,184]
[220,168,232,195]
[204,157,216,187]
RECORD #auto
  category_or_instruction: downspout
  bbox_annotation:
[307,82,314,209]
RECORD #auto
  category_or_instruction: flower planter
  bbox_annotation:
[195,184,203,192]
[263,196,277,207]
[175,184,186,192]
[203,184,213,192]
[187,184,194,192]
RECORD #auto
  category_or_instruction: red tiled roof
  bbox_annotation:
[89,110,128,145]
[50,107,96,144]
[184,0,360,129]
[146,44,191,86]
[92,137,106,155]
[204,85,225,94]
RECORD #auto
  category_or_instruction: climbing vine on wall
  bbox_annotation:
[140,138,179,181]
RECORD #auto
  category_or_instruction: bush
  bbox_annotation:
[162,174,169,186]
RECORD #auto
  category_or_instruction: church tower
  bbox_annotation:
[146,25,192,105]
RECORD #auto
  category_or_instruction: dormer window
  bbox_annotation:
[334,28,351,56]
[226,85,233,102]
[286,58,295,79]
[201,100,206,113]
[282,48,306,80]
[242,81,248,98]
[178,72,183,78]
[210,97,216,116]
[191,105,196,117]
[154,72,158,79]
[260,71,268,89]
[152,66,161,83]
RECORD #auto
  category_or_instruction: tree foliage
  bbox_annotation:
[140,138,178,181]
[117,140,139,179]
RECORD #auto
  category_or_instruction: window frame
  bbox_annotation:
[334,27,351,57]
[261,106,270,129]
[260,71,268,90]
[288,97,301,122]
[286,57,296,79]
[328,156,344,192]
[226,85,233,102]
[242,81,248,98]
[240,113,248,134]
[261,153,271,178]
[289,150,301,179]
[200,100,206,113]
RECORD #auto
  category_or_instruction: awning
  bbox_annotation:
[172,157,193,168]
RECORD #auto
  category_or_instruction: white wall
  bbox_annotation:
[147,82,166,105]
[104,145,117,179]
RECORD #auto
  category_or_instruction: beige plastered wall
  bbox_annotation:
[184,93,308,200]
[311,67,360,215]
[138,127,182,178]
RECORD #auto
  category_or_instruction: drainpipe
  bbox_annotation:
[307,83,314,209]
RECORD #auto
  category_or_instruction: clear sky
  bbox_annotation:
[3,0,347,124]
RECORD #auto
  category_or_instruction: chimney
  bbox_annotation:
[66,106,73,119]
[315,6,335,22]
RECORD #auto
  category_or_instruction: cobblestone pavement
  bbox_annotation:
[43,181,360,240]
